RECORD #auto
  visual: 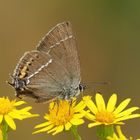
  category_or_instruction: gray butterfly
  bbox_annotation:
[9,21,84,102]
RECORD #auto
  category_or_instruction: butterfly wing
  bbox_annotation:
[27,56,73,101]
[37,21,81,89]
[11,22,81,102]
[12,50,62,101]
[13,50,51,79]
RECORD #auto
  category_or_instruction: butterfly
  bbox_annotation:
[9,21,84,102]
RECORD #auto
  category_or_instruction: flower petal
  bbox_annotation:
[88,122,101,128]
[19,106,32,112]
[0,115,3,123]
[35,121,52,128]
[107,94,117,112]
[52,125,64,135]
[22,114,39,119]
[96,93,105,111]
[115,114,140,122]
[33,124,54,134]
[83,96,98,114]
[113,98,131,115]
[47,127,57,134]
[116,125,127,139]
[44,114,50,120]
[8,112,23,120]
[65,122,72,130]
[12,109,30,116]
[4,115,16,130]
[116,107,139,118]
[115,122,124,125]
[107,133,119,140]
[14,101,26,106]
[70,118,84,125]
[49,102,55,110]
[85,112,95,121]
[74,101,85,112]
[73,113,85,119]
[12,108,38,119]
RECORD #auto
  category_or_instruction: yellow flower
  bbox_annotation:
[107,125,139,140]
[83,93,140,128]
[33,98,86,135]
[0,97,38,130]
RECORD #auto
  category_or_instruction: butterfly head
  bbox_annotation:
[8,75,27,98]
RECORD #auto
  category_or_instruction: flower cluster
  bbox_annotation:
[0,97,38,130]
[33,93,140,139]
[1,92,140,140]
[33,98,86,135]
[83,93,140,127]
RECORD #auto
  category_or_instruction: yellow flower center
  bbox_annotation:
[96,111,115,123]
[0,98,15,114]
[49,100,74,126]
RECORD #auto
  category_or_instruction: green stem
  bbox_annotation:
[96,125,114,140]
[2,122,9,140]
[70,126,81,140]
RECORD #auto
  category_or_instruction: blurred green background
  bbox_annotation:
[0,0,140,139]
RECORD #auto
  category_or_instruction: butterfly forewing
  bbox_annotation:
[37,21,81,88]
[37,22,73,52]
